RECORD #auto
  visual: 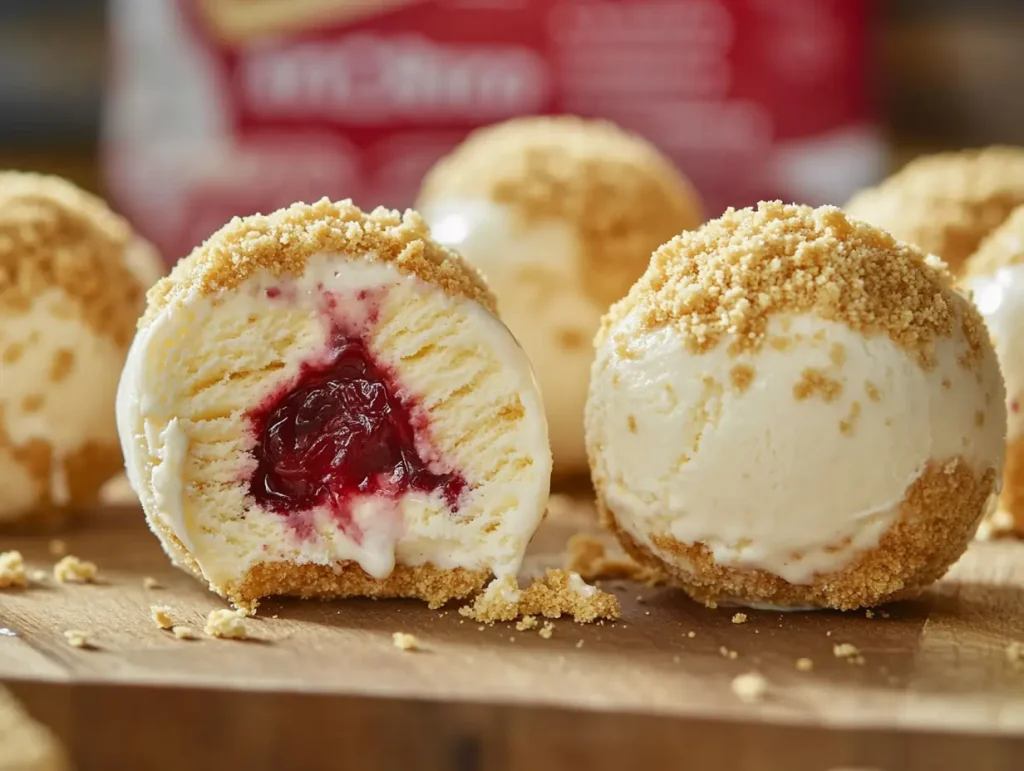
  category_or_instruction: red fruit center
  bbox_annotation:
[248,326,466,541]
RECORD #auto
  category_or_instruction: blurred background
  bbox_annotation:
[1,0,1023,261]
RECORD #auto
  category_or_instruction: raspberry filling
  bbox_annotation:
[248,325,466,540]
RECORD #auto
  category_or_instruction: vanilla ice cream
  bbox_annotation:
[0,172,153,522]
[845,146,1024,275]
[587,202,1005,610]
[965,204,1024,534]
[117,198,551,610]
[418,116,702,476]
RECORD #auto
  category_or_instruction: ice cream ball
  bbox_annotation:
[964,204,1024,535]
[844,146,1024,276]
[117,198,551,610]
[586,201,1005,610]
[0,172,155,523]
[418,116,702,476]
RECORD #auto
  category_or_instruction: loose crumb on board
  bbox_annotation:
[392,632,421,652]
[63,630,93,649]
[796,658,814,672]
[53,555,97,583]
[29,569,48,583]
[731,672,767,704]
[459,570,620,624]
[865,609,875,619]
[833,643,865,665]
[48,539,67,557]
[719,646,739,660]
[565,534,665,585]
[687,631,696,638]
[172,626,198,640]
[143,576,162,590]
[732,613,748,624]
[0,551,27,589]
[539,621,555,639]
[150,606,174,630]
[204,609,248,640]
[576,640,585,649]
[515,615,539,631]
[705,599,718,609]
[1006,641,1023,667]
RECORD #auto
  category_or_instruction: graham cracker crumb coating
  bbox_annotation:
[964,203,1024,279]
[418,116,703,307]
[845,146,1024,275]
[597,458,994,610]
[231,560,490,613]
[601,202,982,372]
[0,171,146,345]
[144,198,495,326]
[459,570,620,624]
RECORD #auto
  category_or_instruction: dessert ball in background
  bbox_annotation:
[0,172,158,523]
[418,117,702,477]
[117,199,550,610]
[586,202,1005,610]
[964,204,1024,535]
[844,146,1024,275]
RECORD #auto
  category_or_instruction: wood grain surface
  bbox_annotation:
[2,498,1024,771]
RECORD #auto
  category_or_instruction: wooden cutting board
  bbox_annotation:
[2,498,1024,771]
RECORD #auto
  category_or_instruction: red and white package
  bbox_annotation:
[104,0,884,266]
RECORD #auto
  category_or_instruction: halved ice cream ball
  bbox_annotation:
[845,146,1024,276]
[964,204,1024,535]
[418,116,702,476]
[586,202,1005,610]
[0,172,156,523]
[117,199,551,610]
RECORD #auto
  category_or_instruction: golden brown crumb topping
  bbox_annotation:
[0,171,146,346]
[846,146,1024,274]
[144,198,495,325]
[964,203,1024,278]
[418,116,702,307]
[602,202,982,371]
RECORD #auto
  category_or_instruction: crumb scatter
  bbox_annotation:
[172,625,198,640]
[204,609,248,640]
[392,632,421,651]
[63,630,92,649]
[53,555,97,583]
[0,551,27,588]
[150,606,174,630]
[731,672,767,704]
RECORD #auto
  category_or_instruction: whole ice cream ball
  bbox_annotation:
[844,146,1024,276]
[418,116,702,476]
[117,198,551,611]
[586,202,1005,610]
[0,172,158,522]
[964,204,1024,535]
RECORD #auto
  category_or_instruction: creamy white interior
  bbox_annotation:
[117,255,551,590]
[0,288,126,519]
[587,308,1005,584]
[969,264,1024,439]
[423,198,603,474]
